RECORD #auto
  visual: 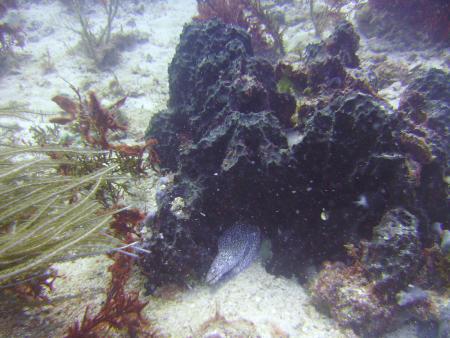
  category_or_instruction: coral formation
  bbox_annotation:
[2,268,59,302]
[276,19,366,97]
[309,205,450,336]
[70,0,121,69]
[396,285,429,307]
[398,68,449,226]
[324,20,360,68]
[0,145,120,286]
[139,17,449,335]
[310,261,396,336]
[142,19,448,309]
[368,0,450,42]
[66,0,149,70]
[0,0,447,336]
[0,91,157,333]
[310,208,435,336]
[360,208,422,296]
[141,19,295,287]
[194,307,259,337]
[305,0,353,40]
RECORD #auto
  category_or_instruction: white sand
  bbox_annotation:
[0,0,197,137]
[147,262,350,337]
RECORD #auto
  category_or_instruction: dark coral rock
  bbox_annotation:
[325,20,360,68]
[267,93,415,276]
[399,90,427,124]
[281,21,366,95]
[310,208,428,336]
[399,68,449,230]
[142,19,294,285]
[302,40,348,92]
[307,55,346,91]
[142,19,447,296]
[439,304,450,338]
[148,19,294,168]
[195,0,285,60]
[403,68,450,136]
[361,208,422,295]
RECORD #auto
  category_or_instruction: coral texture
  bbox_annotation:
[360,208,422,295]
[310,261,396,337]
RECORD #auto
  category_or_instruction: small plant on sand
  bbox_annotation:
[304,0,350,39]
[69,0,120,69]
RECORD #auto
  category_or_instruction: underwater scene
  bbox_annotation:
[0,0,449,337]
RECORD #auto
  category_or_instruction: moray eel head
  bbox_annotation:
[206,223,260,285]
[205,264,221,284]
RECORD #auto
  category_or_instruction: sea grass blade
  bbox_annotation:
[1,146,108,157]
[0,165,116,224]
[0,215,113,283]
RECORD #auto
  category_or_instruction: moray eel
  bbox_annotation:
[206,223,261,284]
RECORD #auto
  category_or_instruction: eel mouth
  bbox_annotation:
[205,266,222,284]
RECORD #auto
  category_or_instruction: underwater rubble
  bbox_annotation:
[142,18,449,335]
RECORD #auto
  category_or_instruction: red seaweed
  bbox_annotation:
[66,251,156,338]
[51,89,160,174]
